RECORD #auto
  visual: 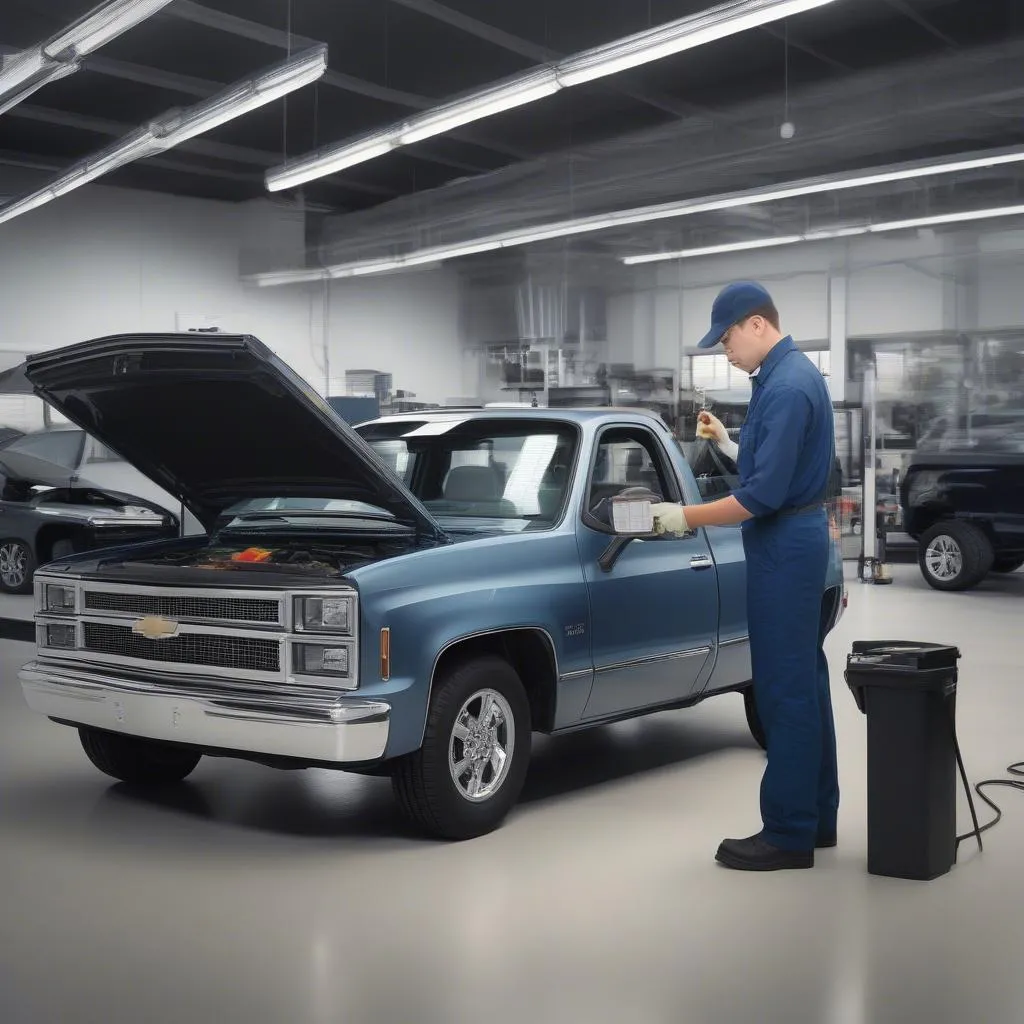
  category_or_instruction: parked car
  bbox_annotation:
[901,450,1019,593]
[18,333,846,840]
[0,448,179,594]
[0,426,25,448]
[0,425,198,527]
[901,451,1024,590]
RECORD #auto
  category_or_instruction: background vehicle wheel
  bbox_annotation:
[918,521,993,592]
[743,686,767,751]
[0,539,36,594]
[391,655,531,840]
[991,556,1024,575]
[79,727,202,785]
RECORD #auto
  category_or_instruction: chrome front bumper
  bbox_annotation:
[19,661,390,765]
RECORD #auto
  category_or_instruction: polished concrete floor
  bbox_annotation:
[1,564,1022,1024]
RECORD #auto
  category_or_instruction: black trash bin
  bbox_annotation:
[845,641,961,880]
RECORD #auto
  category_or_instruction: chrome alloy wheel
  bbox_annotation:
[448,688,516,802]
[0,542,27,590]
[925,534,963,583]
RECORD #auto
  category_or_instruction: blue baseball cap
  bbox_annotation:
[697,281,774,349]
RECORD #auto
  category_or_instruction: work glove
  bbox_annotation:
[651,502,691,536]
[697,411,739,462]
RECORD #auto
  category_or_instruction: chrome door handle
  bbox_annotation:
[689,555,713,570]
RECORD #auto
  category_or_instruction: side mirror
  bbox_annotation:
[597,497,661,573]
[609,496,655,537]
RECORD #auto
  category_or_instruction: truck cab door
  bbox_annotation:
[577,424,719,719]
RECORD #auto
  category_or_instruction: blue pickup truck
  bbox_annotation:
[18,333,846,840]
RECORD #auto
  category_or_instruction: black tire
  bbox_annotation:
[391,655,532,840]
[743,686,767,751]
[992,556,1024,575]
[0,538,36,594]
[79,727,202,785]
[917,521,993,592]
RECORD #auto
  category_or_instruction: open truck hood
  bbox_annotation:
[23,333,448,539]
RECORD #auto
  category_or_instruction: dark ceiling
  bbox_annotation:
[2,0,1022,222]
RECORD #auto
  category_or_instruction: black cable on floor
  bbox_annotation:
[956,761,1024,851]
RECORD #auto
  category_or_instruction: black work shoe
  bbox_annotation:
[815,833,838,849]
[715,833,814,871]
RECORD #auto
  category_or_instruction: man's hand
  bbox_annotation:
[696,410,729,444]
[651,502,691,536]
[697,410,739,462]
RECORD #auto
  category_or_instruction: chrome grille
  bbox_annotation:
[83,622,280,673]
[84,591,280,624]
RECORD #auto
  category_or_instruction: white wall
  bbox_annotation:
[0,183,468,429]
[0,184,326,408]
[326,268,464,405]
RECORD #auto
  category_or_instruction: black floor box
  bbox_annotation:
[846,642,960,881]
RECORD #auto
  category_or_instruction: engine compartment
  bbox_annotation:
[126,536,415,577]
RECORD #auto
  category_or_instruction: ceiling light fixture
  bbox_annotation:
[556,0,837,86]
[621,203,1024,264]
[0,46,328,228]
[0,0,176,117]
[150,46,328,146]
[265,0,840,192]
[248,144,1024,286]
[397,72,562,146]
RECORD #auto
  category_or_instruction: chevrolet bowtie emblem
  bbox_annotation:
[131,616,179,641]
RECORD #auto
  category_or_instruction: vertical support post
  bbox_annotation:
[861,362,878,579]
[828,273,848,404]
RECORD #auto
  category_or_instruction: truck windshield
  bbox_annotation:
[357,418,578,532]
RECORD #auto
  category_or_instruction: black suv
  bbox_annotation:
[900,452,1024,590]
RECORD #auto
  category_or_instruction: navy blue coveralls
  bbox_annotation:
[732,336,839,852]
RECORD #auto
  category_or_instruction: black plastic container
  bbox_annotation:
[845,641,961,880]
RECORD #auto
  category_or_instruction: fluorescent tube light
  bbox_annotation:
[251,145,1024,285]
[45,0,177,59]
[269,138,395,192]
[252,267,332,286]
[266,71,559,191]
[0,190,58,226]
[264,0,839,191]
[409,240,504,262]
[0,54,77,117]
[0,50,63,101]
[246,240,505,285]
[627,235,807,262]
[621,203,1024,264]
[0,0,176,118]
[266,0,841,191]
[151,46,327,146]
[397,73,561,146]
[0,47,327,229]
[49,130,160,196]
[869,205,1024,233]
[558,0,839,87]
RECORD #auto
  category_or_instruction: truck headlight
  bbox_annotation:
[295,595,353,634]
[43,623,77,649]
[294,642,354,682]
[43,585,76,614]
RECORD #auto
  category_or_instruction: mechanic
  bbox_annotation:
[652,281,839,872]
